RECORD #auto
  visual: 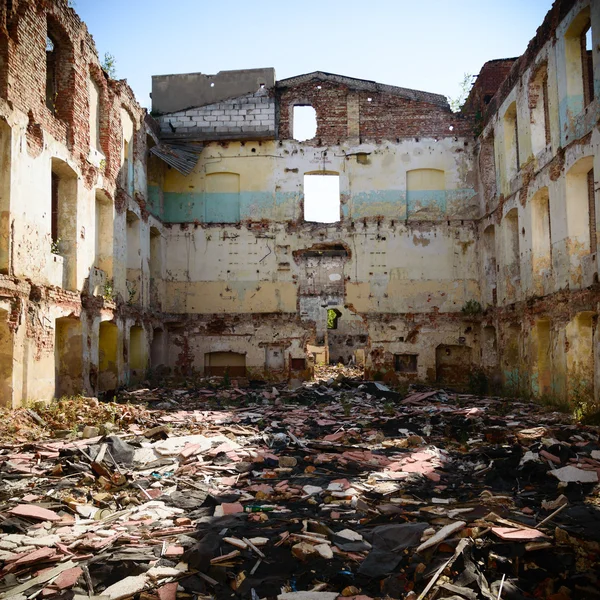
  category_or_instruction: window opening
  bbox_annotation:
[293,105,317,141]
[291,358,307,370]
[51,171,59,243]
[542,73,550,145]
[89,79,101,152]
[505,208,520,281]
[503,102,519,179]
[327,308,341,330]
[589,168,597,254]
[582,23,594,106]
[531,188,552,282]
[395,354,417,373]
[304,173,340,223]
[566,156,594,256]
[46,34,57,113]
[95,190,113,278]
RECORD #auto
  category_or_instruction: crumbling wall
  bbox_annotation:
[474,0,600,402]
[0,0,153,406]
[157,79,480,383]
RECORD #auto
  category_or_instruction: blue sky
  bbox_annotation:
[75,0,553,111]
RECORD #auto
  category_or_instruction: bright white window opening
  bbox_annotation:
[304,174,340,223]
[293,105,317,141]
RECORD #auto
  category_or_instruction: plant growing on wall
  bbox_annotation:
[101,53,117,79]
[461,300,483,315]
[50,237,62,255]
[126,281,137,305]
[448,73,474,113]
[103,279,114,302]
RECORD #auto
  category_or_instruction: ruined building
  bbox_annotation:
[0,0,598,407]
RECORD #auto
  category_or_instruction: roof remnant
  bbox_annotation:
[276,71,450,109]
[150,142,204,175]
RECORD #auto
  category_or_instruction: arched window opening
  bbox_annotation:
[89,78,102,153]
[483,225,497,306]
[531,187,552,278]
[50,158,77,290]
[45,18,73,121]
[121,108,134,194]
[503,102,519,179]
[95,189,113,279]
[45,33,57,114]
[126,211,141,304]
[566,156,595,255]
[529,65,550,155]
[564,7,595,118]
[504,208,520,280]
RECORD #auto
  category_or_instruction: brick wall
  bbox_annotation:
[0,0,148,199]
[277,78,473,144]
[158,90,275,140]
[462,59,517,119]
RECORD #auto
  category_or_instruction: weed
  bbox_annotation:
[223,369,231,389]
[461,300,483,316]
[126,281,137,305]
[101,52,117,78]
[50,237,62,255]
[103,278,115,302]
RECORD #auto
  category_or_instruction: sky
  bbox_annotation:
[76,0,553,111]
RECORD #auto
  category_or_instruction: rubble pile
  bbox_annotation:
[0,397,151,443]
[1,374,599,599]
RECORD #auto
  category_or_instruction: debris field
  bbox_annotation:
[1,370,599,600]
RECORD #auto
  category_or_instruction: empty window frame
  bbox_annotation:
[89,78,102,152]
[564,7,595,117]
[395,354,417,373]
[529,65,551,155]
[45,32,57,114]
[503,102,519,179]
[45,18,73,120]
[120,108,134,193]
[291,357,307,370]
[327,308,341,330]
[582,21,594,106]
[566,156,595,255]
[95,189,114,278]
[303,173,340,223]
[531,187,552,274]
[293,105,317,141]
[504,208,520,279]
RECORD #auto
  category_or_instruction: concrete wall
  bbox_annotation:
[151,68,275,115]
